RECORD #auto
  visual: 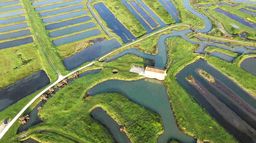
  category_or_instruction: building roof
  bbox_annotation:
[145,66,166,74]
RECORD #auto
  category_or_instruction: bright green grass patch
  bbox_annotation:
[22,0,67,74]
[143,0,174,24]
[0,44,42,88]
[31,131,78,143]
[102,54,145,72]
[92,0,147,37]
[164,37,238,143]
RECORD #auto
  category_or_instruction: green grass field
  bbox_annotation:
[22,0,67,75]
[0,44,42,88]
[143,0,174,24]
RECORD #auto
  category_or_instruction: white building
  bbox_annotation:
[144,67,166,80]
[130,66,167,80]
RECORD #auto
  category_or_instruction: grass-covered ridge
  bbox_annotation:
[143,0,174,24]
[91,0,147,37]
[22,0,65,75]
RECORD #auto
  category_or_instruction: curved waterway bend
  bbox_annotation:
[240,57,256,76]
[105,30,192,69]
[90,107,131,143]
[183,0,212,33]
[88,79,195,143]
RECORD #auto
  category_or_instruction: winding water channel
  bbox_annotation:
[90,107,131,143]
[88,79,195,143]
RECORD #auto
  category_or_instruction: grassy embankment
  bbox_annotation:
[22,0,67,75]
[92,0,147,38]
[238,54,256,66]
[95,24,247,142]
[143,0,174,24]
[1,55,163,143]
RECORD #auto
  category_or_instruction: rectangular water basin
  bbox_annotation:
[0,0,19,7]
[130,1,158,28]
[39,4,84,17]
[35,0,82,12]
[45,16,91,30]
[0,29,31,41]
[52,29,101,46]
[0,10,24,18]
[42,10,87,24]
[0,16,25,25]
[64,39,121,70]
[0,5,22,13]
[0,37,33,50]
[49,22,96,38]
[94,3,136,43]
[0,23,28,33]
